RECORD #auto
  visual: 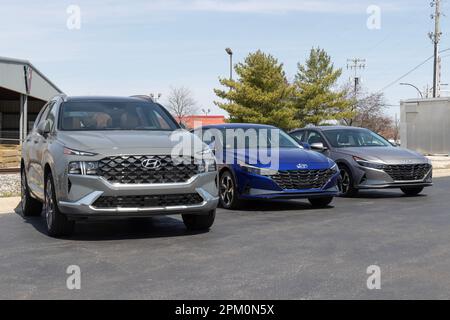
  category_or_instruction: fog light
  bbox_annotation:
[68,162,81,174]
[85,161,98,175]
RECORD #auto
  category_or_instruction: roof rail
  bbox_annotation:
[130,95,154,102]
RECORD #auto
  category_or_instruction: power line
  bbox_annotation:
[380,48,450,92]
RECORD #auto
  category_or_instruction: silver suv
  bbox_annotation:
[21,95,218,237]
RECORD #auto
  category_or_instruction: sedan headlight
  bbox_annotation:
[68,161,98,175]
[238,161,278,176]
[353,156,385,169]
[330,163,339,172]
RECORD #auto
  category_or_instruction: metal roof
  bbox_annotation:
[0,56,63,101]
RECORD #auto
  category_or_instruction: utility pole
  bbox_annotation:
[225,48,233,80]
[429,0,442,98]
[346,58,366,95]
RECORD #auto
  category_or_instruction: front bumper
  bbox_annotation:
[235,168,340,200]
[354,165,433,189]
[58,172,219,218]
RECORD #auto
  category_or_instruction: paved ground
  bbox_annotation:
[1,178,450,299]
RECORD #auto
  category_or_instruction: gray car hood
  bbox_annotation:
[336,146,428,164]
[57,130,205,155]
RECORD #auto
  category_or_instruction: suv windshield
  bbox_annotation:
[59,101,178,131]
[323,129,391,148]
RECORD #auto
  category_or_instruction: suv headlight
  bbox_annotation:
[64,147,97,156]
[353,156,384,169]
[195,149,217,173]
[238,161,278,176]
[68,161,98,175]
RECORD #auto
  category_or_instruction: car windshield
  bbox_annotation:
[59,101,178,131]
[203,127,301,149]
[323,129,391,148]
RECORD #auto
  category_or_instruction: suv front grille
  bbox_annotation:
[97,155,199,184]
[382,163,431,181]
[270,169,335,190]
[92,193,204,209]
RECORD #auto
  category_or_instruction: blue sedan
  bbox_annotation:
[193,123,340,209]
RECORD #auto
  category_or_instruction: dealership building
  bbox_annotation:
[0,56,63,144]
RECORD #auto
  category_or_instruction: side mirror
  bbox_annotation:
[37,120,51,136]
[310,142,328,151]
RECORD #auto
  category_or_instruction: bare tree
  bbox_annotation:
[166,86,198,124]
[339,82,400,141]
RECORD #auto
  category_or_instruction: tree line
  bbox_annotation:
[213,48,398,140]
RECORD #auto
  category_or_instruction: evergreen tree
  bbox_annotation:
[214,50,296,130]
[294,47,354,126]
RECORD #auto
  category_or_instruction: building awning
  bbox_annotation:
[0,56,63,101]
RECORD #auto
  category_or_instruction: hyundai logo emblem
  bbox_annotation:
[141,158,161,169]
[297,163,308,169]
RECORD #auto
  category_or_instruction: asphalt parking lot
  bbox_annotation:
[1,177,450,299]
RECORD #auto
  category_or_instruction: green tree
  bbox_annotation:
[214,50,296,130]
[294,47,354,126]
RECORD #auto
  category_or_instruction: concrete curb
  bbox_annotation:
[427,156,450,169]
[0,196,20,214]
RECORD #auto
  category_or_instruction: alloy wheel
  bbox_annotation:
[21,171,27,211]
[220,175,234,206]
[339,168,350,194]
[45,179,55,229]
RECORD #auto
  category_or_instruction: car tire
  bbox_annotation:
[44,173,75,237]
[338,165,358,197]
[182,210,216,231]
[21,166,43,216]
[400,187,424,196]
[308,196,334,208]
[219,170,242,209]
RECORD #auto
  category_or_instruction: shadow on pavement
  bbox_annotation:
[15,202,208,241]
[349,190,427,199]
[234,199,335,212]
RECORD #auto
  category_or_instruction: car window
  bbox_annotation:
[290,130,306,143]
[307,131,326,145]
[34,102,51,129]
[45,102,58,132]
[60,101,178,131]
[323,129,391,148]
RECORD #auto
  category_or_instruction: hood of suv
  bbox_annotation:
[57,130,205,155]
[337,146,428,164]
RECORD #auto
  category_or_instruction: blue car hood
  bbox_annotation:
[222,147,333,170]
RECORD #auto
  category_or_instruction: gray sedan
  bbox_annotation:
[290,126,432,196]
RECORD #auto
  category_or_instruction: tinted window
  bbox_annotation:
[34,102,52,129]
[323,129,391,148]
[201,127,301,149]
[290,130,306,143]
[59,101,178,131]
[306,131,326,145]
[45,102,58,131]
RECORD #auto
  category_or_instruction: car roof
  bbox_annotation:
[64,96,150,103]
[292,126,369,132]
[199,123,277,130]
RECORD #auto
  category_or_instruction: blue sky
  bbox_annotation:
[1,0,449,119]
